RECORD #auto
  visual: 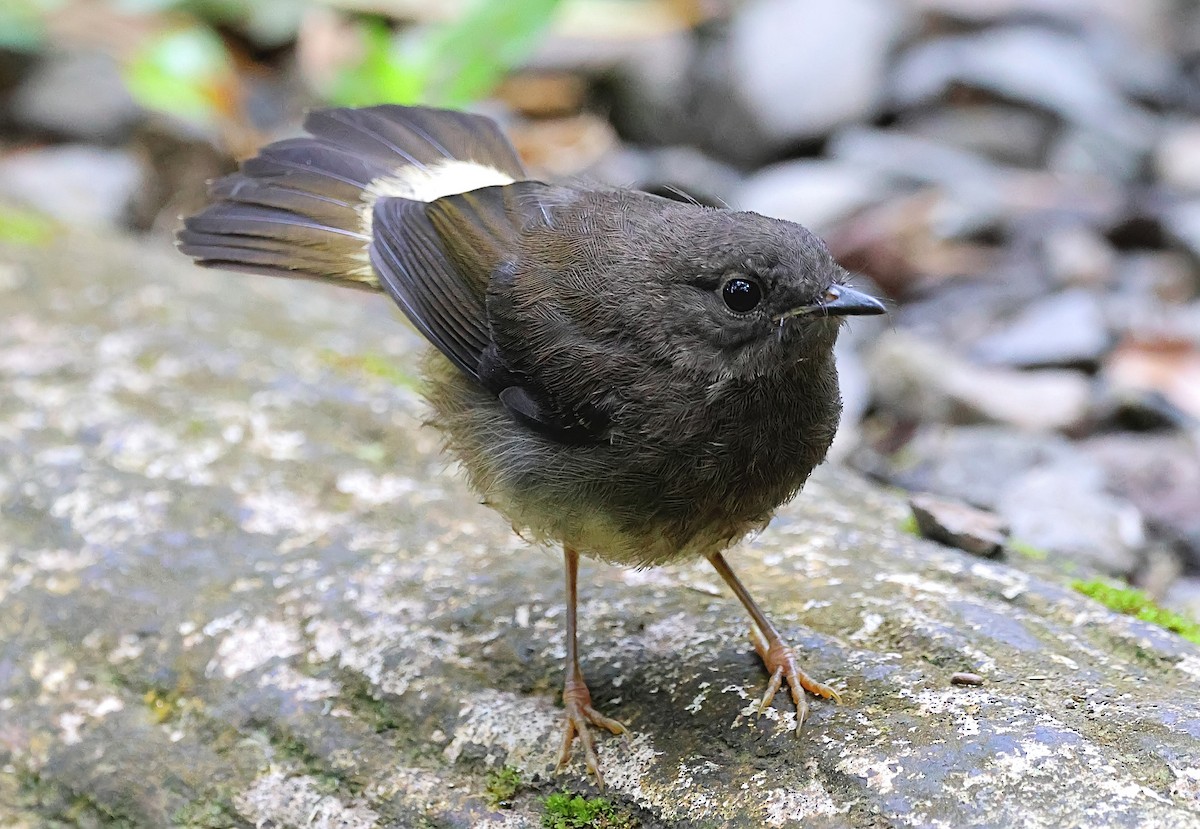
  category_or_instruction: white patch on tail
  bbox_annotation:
[350,159,517,277]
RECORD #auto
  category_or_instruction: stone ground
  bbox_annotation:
[1,230,1199,828]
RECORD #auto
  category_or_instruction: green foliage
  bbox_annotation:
[328,0,565,108]
[1072,578,1200,645]
[122,25,235,127]
[325,17,425,107]
[0,0,63,50]
[484,765,523,808]
[541,792,635,829]
[0,205,54,247]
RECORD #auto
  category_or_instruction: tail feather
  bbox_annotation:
[178,104,528,291]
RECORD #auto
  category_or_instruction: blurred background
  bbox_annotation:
[2,0,1199,620]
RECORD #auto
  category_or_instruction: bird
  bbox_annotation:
[177,103,886,788]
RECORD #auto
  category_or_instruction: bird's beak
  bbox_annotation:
[775,284,887,321]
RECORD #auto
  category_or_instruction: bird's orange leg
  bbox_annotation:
[708,550,841,732]
[555,545,627,788]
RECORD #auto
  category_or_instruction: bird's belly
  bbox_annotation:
[423,353,837,567]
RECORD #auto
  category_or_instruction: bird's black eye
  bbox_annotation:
[721,277,762,313]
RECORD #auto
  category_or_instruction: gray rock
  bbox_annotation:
[733,160,893,234]
[890,25,1156,153]
[0,145,142,226]
[868,331,1093,431]
[1163,576,1200,622]
[997,465,1146,575]
[1082,433,1200,568]
[585,144,744,208]
[897,103,1055,167]
[10,50,140,141]
[1117,251,1197,304]
[910,492,1009,558]
[828,126,1007,209]
[1046,125,1146,182]
[828,337,871,461]
[1163,199,1200,267]
[973,288,1112,368]
[1157,121,1200,192]
[853,424,1084,509]
[729,0,908,143]
[1043,224,1119,289]
[2,230,1200,827]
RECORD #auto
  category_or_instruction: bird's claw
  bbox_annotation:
[750,625,841,733]
[555,676,627,789]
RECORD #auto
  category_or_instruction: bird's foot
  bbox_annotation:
[750,625,841,733]
[555,675,627,789]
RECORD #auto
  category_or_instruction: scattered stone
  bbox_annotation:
[950,672,985,687]
[1042,225,1118,289]
[909,492,1009,558]
[997,464,1146,575]
[1155,120,1200,192]
[10,50,140,141]
[729,0,908,143]
[889,25,1155,152]
[854,425,1082,510]
[1102,335,1200,421]
[507,113,618,178]
[586,144,743,208]
[972,288,1112,368]
[868,331,1092,432]
[897,103,1055,167]
[1082,433,1200,568]
[1163,576,1200,622]
[828,338,871,461]
[1115,251,1196,305]
[495,71,587,117]
[734,160,892,234]
[1163,198,1200,260]
[0,145,142,226]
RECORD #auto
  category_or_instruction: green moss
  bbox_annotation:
[1072,579,1200,645]
[1008,538,1048,561]
[143,686,199,725]
[541,792,635,829]
[172,799,240,828]
[484,765,523,808]
[898,514,920,536]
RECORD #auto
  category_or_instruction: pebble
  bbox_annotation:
[972,289,1112,368]
[910,493,1009,558]
[729,0,907,142]
[1156,121,1200,192]
[997,464,1145,575]
[889,25,1154,152]
[868,331,1092,432]
[0,145,143,227]
[734,160,892,234]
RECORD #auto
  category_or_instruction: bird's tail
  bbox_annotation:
[177,105,528,290]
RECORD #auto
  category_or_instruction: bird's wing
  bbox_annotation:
[369,182,610,443]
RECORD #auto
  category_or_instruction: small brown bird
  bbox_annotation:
[178,104,885,787]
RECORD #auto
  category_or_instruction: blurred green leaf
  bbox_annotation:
[122,25,235,127]
[422,0,564,106]
[0,0,65,51]
[327,18,426,107]
[0,204,55,247]
[326,0,565,108]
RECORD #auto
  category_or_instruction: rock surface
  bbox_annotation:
[2,230,1200,828]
